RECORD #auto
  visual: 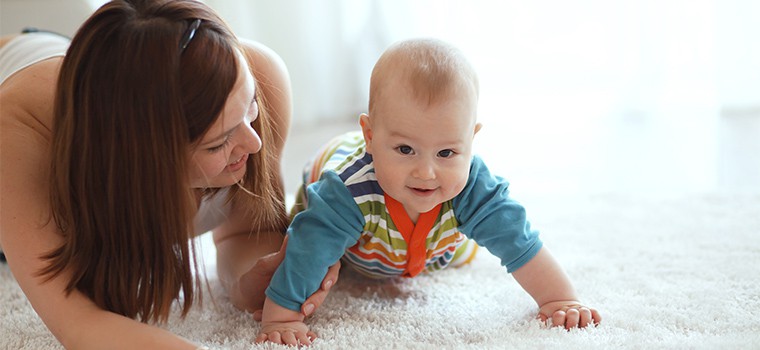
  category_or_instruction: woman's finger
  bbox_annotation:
[323,260,341,290]
[301,261,342,317]
[256,235,289,271]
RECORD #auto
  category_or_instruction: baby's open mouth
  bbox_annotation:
[411,187,435,194]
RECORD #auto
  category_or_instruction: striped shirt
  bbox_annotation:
[267,131,542,312]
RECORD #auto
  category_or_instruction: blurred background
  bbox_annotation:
[2,0,758,197]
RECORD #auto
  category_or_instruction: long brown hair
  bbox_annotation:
[43,0,286,323]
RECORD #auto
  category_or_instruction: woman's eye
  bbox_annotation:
[438,149,454,158]
[398,145,413,155]
[207,137,231,153]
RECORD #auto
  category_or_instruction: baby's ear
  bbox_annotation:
[359,114,373,153]
[474,122,483,136]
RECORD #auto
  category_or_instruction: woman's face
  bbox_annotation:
[188,50,262,188]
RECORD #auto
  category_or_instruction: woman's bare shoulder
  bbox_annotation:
[237,39,292,153]
[0,61,58,236]
[0,58,58,208]
[0,57,62,132]
[238,39,290,81]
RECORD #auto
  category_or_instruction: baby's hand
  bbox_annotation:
[255,320,316,346]
[538,300,601,329]
[257,297,316,346]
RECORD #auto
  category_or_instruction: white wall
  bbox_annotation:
[4,0,757,194]
[0,0,99,37]
[206,0,377,126]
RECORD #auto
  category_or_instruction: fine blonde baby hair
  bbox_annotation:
[369,38,479,115]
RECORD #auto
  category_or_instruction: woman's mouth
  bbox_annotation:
[226,154,249,172]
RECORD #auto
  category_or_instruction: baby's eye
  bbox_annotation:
[438,149,455,158]
[397,145,413,155]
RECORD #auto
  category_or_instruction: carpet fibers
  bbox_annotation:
[2,193,759,349]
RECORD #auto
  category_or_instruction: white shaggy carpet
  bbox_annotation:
[2,193,759,349]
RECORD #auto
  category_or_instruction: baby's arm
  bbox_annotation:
[255,172,366,345]
[511,247,602,329]
[256,297,315,346]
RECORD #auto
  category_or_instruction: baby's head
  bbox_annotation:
[360,38,481,221]
[368,38,479,119]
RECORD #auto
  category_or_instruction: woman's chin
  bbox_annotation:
[220,171,246,187]
[192,169,246,189]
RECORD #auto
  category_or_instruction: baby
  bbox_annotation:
[257,38,602,346]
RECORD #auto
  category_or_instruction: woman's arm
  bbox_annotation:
[213,39,339,317]
[0,64,201,349]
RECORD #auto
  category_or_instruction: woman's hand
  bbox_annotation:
[538,300,602,329]
[238,235,342,320]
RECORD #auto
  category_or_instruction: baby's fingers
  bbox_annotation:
[551,310,567,328]
[578,307,594,327]
[281,331,300,346]
[278,330,314,347]
[540,304,602,329]
[564,308,580,329]
[255,333,268,344]
[591,307,602,325]
[307,331,318,341]
[295,331,315,346]
[267,331,283,344]
[257,331,313,347]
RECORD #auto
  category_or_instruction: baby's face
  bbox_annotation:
[362,84,479,222]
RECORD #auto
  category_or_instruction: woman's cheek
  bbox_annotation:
[191,154,226,180]
[206,156,229,176]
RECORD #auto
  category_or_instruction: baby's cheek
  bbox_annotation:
[450,171,471,196]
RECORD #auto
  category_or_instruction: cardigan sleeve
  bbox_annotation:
[453,156,542,273]
[265,171,365,311]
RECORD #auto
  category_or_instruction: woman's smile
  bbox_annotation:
[226,153,248,172]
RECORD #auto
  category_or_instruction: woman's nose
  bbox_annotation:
[242,122,262,154]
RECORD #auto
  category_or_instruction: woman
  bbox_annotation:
[0,0,338,348]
